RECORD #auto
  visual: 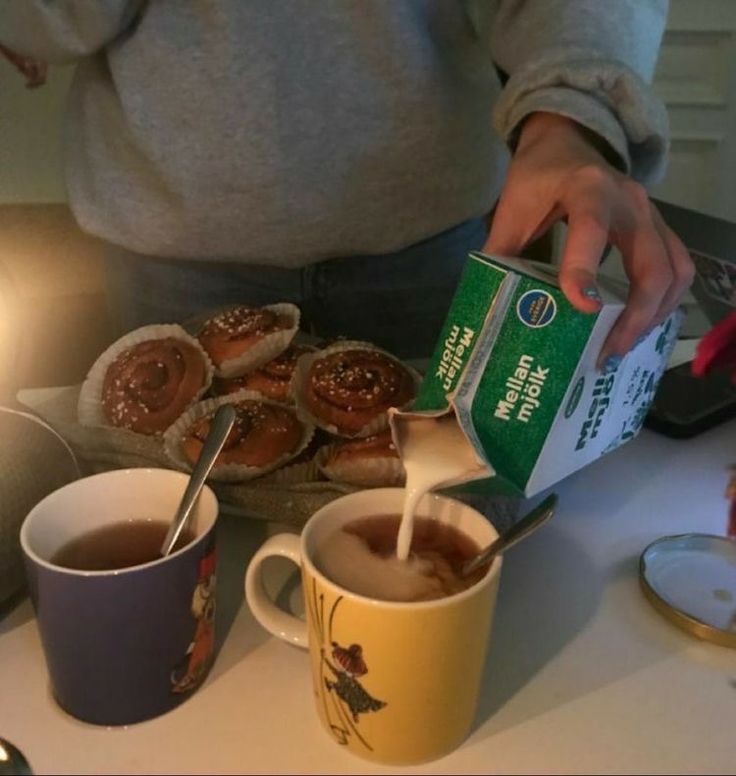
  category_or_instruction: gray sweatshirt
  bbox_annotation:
[1,1,669,266]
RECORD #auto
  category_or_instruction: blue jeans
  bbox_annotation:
[104,217,487,360]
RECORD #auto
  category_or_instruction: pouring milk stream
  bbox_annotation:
[389,410,493,561]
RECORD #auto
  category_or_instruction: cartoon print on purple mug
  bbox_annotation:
[171,545,216,693]
[308,579,387,752]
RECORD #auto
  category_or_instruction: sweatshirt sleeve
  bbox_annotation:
[488,0,670,184]
[0,0,146,64]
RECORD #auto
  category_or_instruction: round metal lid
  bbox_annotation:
[639,533,736,648]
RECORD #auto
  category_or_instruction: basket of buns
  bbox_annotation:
[20,304,422,526]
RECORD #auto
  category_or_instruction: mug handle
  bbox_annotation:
[244,533,308,648]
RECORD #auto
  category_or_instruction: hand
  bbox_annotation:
[0,43,47,88]
[484,112,694,370]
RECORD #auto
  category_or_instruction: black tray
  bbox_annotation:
[645,361,736,439]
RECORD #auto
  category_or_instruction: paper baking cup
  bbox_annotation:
[259,456,322,486]
[292,340,422,438]
[163,389,315,482]
[77,324,214,432]
[199,303,300,379]
[316,443,405,487]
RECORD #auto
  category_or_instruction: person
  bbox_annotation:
[0,1,693,365]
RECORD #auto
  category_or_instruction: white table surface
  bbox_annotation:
[1,419,735,775]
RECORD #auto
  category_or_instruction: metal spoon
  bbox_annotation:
[0,737,33,775]
[459,493,558,578]
[160,403,237,556]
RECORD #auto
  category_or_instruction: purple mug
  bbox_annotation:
[20,468,219,725]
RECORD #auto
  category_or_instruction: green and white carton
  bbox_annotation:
[411,251,683,497]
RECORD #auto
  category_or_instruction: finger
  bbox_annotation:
[484,196,528,256]
[484,190,557,257]
[556,202,610,313]
[597,222,672,368]
[648,204,695,324]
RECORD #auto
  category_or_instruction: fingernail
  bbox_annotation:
[602,355,622,374]
[582,286,602,303]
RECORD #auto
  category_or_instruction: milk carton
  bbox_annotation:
[412,252,683,496]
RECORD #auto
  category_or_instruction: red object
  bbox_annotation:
[692,311,736,384]
[692,313,736,537]
[198,549,216,579]
[331,642,367,676]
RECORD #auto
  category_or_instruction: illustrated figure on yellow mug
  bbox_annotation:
[322,641,386,723]
[171,548,216,693]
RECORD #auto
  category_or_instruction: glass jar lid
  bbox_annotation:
[639,533,736,648]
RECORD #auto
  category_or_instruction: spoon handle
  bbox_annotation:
[160,404,237,557]
[460,493,558,578]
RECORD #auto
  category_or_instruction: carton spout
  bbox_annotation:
[388,406,494,492]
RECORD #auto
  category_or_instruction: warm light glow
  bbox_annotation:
[0,742,9,762]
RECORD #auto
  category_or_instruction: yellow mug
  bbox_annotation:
[244,487,502,765]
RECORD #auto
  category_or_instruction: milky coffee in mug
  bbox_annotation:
[314,512,485,602]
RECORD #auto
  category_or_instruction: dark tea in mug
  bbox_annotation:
[50,519,196,570]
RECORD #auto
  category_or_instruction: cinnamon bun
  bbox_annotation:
[293,342,419,437]
[78,324,212,435]
[197,303,299,378]
[212,343,315,402]
[164,391,314,481]
[318,429,405,487]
